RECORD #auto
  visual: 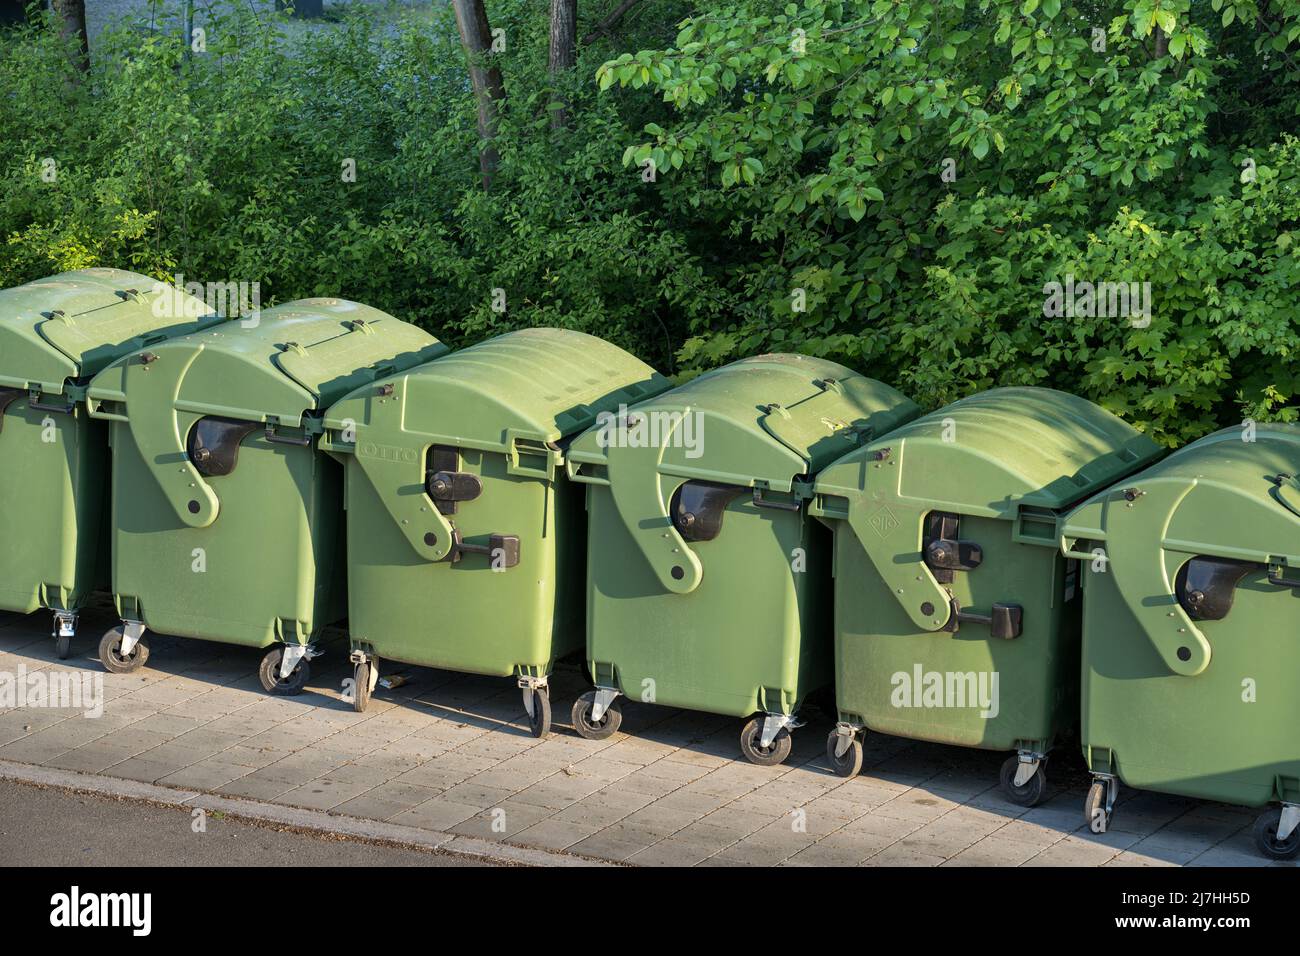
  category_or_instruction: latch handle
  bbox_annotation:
[449,531,521,569]
[29,393,75,415]
[1267,565,1300,589]
[950,602,1023,640]
[751,486,800,512]
[265,423,313,447]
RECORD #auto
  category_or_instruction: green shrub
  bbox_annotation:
[2,0,1298,444]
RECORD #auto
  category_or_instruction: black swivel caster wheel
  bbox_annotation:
[1000,755,1047,807]
[571,691,621,740]
[1084,779,1113,832]
[99,627,149,674]
[826,730,864,778]
[55,634,71,660]
[1254,807,1300,861]
[525,686,551,738]
[259,646,309,696]
[740,716,792,767]
[352,661,371,713]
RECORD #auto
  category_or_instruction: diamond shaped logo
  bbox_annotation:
[869,506,899,538]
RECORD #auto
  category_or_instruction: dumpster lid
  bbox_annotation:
[817,387,1163,515]
[87,299,445,426]
[329,328,668,450]
[268,300,443,408]
[1065,425,1300,549]
[0,269,216,393]
[571,353,920,488]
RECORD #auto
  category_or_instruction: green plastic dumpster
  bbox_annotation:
[566,355,920,765]
[812,387,1162,800]
[0,269,220,657]
[85,299,445,691]
[321,328,670,733]
[1060,424,1300,858]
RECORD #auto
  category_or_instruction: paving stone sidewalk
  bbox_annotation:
[0,605,1286,867]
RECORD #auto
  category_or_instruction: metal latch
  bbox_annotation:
[751,486,801,512]
[28,388,75,415]
[427,471,484,505]
[264,422,312,447]
[1267,563,1300,589]
[923,512,983,583]
[446,529,520,569]
[945,598,1024,639]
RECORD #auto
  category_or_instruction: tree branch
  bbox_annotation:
[582,0,647,45]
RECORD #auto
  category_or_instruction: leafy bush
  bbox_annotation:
[2,0,1298,444]
[600,0,1300,444]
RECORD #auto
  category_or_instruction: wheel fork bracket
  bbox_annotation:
[1278,803,1300,842]
[1092,772,1120,814]
[119,621,147,657]
[832,722,861,758]
[760,713,802,750]
[1013,750,1046,788]
[518,675,548,717]
[589,687,621,723]
[52,612,77,638]
[279,643,320,679]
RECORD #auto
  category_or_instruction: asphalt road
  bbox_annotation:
[0,779,490,866]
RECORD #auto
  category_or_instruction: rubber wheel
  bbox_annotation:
[740,716,793,767]
[1254,807,1300,860]
[826,730,864,778]
[352,661,371,713]
[55,634,71,660]
[1084,779,1111,832]
[571,691,621,740]
[999,754,1047,807]
[259,646,309,695]
[526,686,552,738]
[99,627,149,674]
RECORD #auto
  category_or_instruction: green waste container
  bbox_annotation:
[1060,424,1300,858]
[566,354,920,765]
[85,299,445,690]
[322,328,669,733]
[811,387,1162,799]
[0,269,220,656]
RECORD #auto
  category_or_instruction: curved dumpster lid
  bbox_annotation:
[817,386,1163,515]
[570,353,920,489]
[1063,424,1300,554]
[88,298,446,424]
[326,328,669,451]
[0,269,217,393]
[84,299,444,535]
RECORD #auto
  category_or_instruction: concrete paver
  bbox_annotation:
[0,607,1283,867]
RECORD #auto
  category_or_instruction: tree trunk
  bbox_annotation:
[548,0,577,129]
[50,0,90,75]
[451,0,506,190]
[1153,26,1168,58]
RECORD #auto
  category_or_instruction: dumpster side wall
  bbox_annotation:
[585,483,829,718]
[0,401,107,615]
[1080,560,1300,807]
[832,513,1079,752]
[343,447,576,675]
[108,419,339,647]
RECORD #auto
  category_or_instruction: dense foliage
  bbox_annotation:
[2,0,1298,443]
